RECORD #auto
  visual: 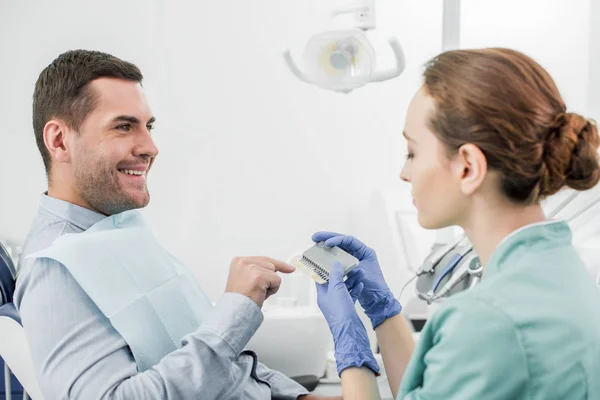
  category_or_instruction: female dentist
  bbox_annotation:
[314,48,600,399]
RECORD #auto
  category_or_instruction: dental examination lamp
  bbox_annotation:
[283,0,406,93]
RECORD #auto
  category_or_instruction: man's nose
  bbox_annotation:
[134,129,159,159]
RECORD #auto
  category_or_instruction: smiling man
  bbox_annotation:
[41,76,158,215]
[15,50,334,400]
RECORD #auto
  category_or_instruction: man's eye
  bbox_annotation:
[147,124,154,131]
[405,152,414,160]
[116,124,131,132]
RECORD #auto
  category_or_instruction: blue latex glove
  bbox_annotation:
[316,262,380,376]
[313,232,402,329]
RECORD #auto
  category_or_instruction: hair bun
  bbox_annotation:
[539,113,600,197]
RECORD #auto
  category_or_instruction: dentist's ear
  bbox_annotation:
[452,143,488,196]
[43,119,72,164]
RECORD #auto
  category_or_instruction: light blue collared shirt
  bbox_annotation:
[14,194,309,399]
[398,220,600,399]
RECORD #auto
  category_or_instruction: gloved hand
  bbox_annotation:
[313,232,402,329]
[316,262,380,376]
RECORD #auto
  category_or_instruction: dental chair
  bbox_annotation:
[0,243,43,400]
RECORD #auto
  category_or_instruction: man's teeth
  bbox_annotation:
[120,169,145,176]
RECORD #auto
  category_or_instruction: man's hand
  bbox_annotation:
[298,396,343,400]
[225,256,296,308]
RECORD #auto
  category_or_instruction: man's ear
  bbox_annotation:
[450,143,488,196]
[43,119,72,164]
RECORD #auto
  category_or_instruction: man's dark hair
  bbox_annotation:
[32,50,143,176]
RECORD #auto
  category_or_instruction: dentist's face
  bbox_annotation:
[400,86,465,229]
[69,78,159,215]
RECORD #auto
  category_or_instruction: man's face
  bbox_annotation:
[68,77,158,215]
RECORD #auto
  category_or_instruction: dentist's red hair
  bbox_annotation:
[423,48,600,204]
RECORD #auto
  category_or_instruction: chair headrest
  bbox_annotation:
[0,242,16,305]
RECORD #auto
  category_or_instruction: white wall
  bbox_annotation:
[461,0,591,116]
[590,0,600,120]
[0,0,595,302]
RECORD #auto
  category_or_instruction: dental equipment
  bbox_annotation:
[413,185,598,304]
[246,305,331,379]
[467,257,484,288]
[417,247,473,304]
[293,241,359,284]
[416,235,468,276]
[283,0,406,93]
[429,244,471,293]
[427,252,479,303]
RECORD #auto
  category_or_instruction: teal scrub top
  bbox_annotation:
[398,220,600,399]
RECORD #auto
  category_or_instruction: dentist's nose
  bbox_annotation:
[400,163,410,183]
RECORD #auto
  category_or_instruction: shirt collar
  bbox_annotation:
[484,219,572,279]
[39,193,106,231]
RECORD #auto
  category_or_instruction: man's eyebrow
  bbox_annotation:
[112,115,156,125]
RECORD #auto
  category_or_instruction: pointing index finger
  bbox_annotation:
[246,256,296,274]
